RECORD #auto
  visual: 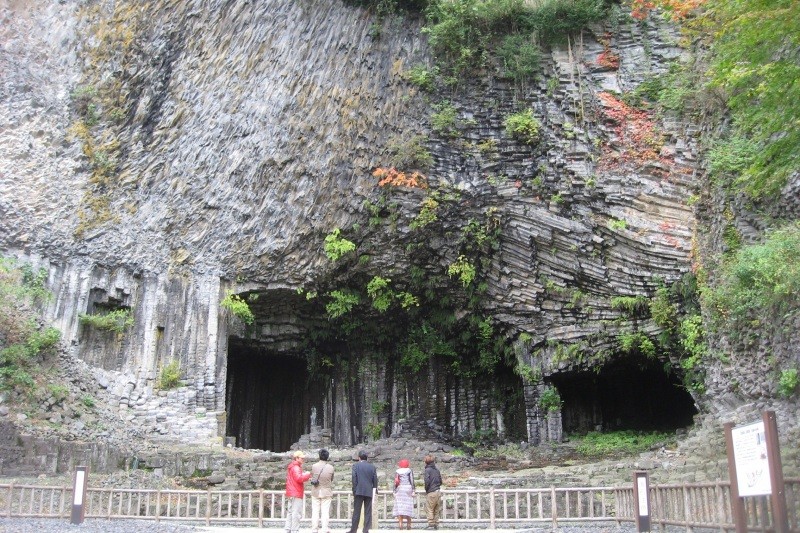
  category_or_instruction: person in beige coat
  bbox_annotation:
[310,448,335,533]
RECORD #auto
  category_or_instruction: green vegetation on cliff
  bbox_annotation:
[0,258,61,392]
[702,0,800,199]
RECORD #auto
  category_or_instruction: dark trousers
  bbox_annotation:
[348,494,373,533]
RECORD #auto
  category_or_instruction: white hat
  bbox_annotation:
[292,450,306,459]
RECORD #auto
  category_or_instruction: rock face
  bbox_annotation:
[1,0,796,462]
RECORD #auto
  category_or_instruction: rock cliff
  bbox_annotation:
[1,0,797,469]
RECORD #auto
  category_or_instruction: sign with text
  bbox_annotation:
[731,420,771,496]
[633,471,651,532]
[70,465,89,524]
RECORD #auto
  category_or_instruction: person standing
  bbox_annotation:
[423,454,442,530]
[347,450,378,533]
[285,450,311,533]
[310,448,335,533]
[392,458,415,530]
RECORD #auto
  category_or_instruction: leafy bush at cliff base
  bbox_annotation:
[574,430,675,458]
[778,368,799,398]
[0,257,61,392]
[157,359,181,390]
[705,223,800,330]
[78,308,133,333]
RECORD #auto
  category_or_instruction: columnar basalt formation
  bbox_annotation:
[2,0,796,462]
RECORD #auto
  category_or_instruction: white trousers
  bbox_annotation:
[311,496,332,532]
[284,496,304,533]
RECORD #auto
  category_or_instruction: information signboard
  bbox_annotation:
[731,420,771,496]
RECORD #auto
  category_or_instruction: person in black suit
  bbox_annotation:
[347,450,378,533]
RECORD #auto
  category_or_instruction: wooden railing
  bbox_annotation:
[1,479,798,530]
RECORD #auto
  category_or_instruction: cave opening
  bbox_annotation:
[549,357,697,436]
[225,338,323,452]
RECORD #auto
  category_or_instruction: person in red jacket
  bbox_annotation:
[285,450,311,533]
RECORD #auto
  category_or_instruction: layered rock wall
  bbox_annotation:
[2,0,797,460]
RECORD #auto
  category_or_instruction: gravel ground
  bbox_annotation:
[0,518,658,533]
[0,517,200,532]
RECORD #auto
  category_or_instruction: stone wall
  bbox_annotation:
[0,421,126,476]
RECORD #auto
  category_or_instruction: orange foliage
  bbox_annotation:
[596,34,619,70]
[373,167,428,189]
[630,0,706,21]
[597,92,668,169]
[597,49,620,70]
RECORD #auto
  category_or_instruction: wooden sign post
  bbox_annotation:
[725,411,788,533]
[70,465,89,525]
[633,470,651,532]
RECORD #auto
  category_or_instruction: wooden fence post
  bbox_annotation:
[714,481,725,533]
[683,485,692,533]
[258,488,264,528]
[551,486,557,528]
[205,488,211,526]
[763,410,789,533]
[489,487,495,530]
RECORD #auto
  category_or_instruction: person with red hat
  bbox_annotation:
[392,458,415,530]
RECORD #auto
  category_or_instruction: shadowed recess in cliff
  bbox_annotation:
[549,357,697,436]
[225,340,324,452]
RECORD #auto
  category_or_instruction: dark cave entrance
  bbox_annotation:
[225,339,322,452]
[549,357,697,435]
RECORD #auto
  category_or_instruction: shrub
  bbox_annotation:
[447,255,476,287]
[0,257,61,393]
[703,0,800,199]
[503,109,540,144]
[325,290,361,319]
[220,292,255,325]
[618,330,656,358]
[366,421,384,441]
[79,308,134,333]
[324,228,357,261]
[81,395,96,408]
[778,368,799,398]
[708,136,757,180]
[367,276,394,312]
[404,65,437,91]
[410,197,440,229]
[527,0,607,44]
[649,286,677,329]
[422,0,605,76]
[157,359,181,390]
[678,314,706,392]
[48,384,69,402]
[431,101,459,136]
[611,295,650,316]
[497,34,541,84]
[706,223,800,328]
[387,135,433,170]
[607,218,627,231]
[539,385,562,412]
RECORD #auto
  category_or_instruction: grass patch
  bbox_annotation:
[573,430,675,458]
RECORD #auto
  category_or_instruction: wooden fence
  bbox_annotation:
[1,479,798,530]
